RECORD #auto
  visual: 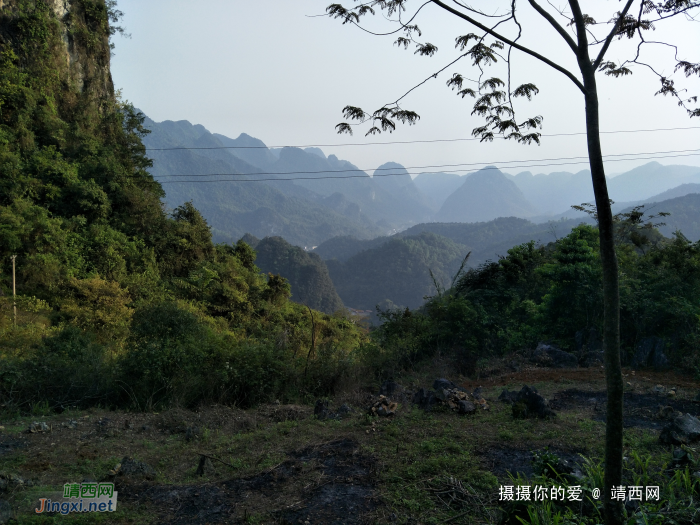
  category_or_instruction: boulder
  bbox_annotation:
[433,378,457,391]
[369,396,397,417]
[379,380,404,397]
[337,404,353,417]
[498,389,520,404]
[314,399,330,420]
[118,457,156,480]
[512,385,556,419]
[659,413,700,445]
[458,400,476,415]
[195,456,216,477]
[580,350,604,368]
[631,337,669,369]
[412,388,438,410]
[531,343,578,368]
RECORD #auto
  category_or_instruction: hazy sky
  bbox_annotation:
[110,1,700,177]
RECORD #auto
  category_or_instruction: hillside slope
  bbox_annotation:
[253,237,345,314]
[436,167,538,222]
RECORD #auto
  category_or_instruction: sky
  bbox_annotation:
[110,0,700,178]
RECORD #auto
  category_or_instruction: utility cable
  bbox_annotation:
[144,125,700,151]
[156,151,700,183]
[151,147,700,179]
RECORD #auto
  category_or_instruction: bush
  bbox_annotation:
[0,325,114,412]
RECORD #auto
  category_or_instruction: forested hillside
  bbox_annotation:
[436,166,538,222]
[0,0,365,412]
[326,232,468,311]
[253,236,345,315]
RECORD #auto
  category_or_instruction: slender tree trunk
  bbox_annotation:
[581,68,624,525]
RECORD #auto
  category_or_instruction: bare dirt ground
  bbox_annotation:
[1,361,699,524]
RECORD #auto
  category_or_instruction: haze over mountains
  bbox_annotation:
[142,113,700,313]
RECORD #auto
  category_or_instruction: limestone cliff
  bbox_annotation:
[0,0,115,106]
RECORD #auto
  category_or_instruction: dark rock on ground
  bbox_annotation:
[433,378,457,391]
[659,413,700,445]
[196,456,216,477]
[631,337,669,369]
[511,385,556,419]
[668,447,694,470]
[379,380,404,397]
[458,400,476,415]
[498,389,520,404]
[314,400,330,420]
[580,350,604,368]
[412,388,438,410]
[119,457,156,480]
[531,343,578,368]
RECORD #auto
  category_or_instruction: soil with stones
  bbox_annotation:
[479,446,587,482]
[550,389,700,429]
[123,438,376,525]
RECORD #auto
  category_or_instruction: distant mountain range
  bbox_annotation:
[141,113,700,248]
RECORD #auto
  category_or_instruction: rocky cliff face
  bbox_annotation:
[0,0,114,104]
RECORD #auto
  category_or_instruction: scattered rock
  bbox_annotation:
[337,404,353,417]
[668,447,693,470]
[631,337,669,369]
[195,456,217,477]
[580,350,604,368]
[379,381,404,397]
[498,389,520,404]
[0,499,11,524]
[118,457,156,480]
[659,413,700,445]
[61,420,77,429]
[510,385,556,419]
[28,422,49,433]
[314,400,331,420]
[433,378,457,391]
[412,388,438,410]
[141,425,151,432]
[656,406,675,420]
[458,400,476,415]
[0,473,25,492]
[653,385,666,394]
[184,427,199,442]
[368,396,397,417]
[531,343,578,368]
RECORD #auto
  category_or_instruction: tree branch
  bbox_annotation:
[592,0,636,70]
[527,0,579,54]
[429,0,586,93]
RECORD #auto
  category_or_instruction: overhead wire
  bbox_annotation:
[143,125,700,151]
[154,150,700,184]
[151,147,700,178]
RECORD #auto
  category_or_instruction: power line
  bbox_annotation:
[144,125,700,151]
[157,151,700,184]
[151,147,700,179]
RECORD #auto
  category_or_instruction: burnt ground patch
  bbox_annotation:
[128,438,376,525]
[0,436,28,456]
[478,446,587,482]
[550,389,700,429]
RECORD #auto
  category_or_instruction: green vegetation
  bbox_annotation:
[0,0,366,414]
[326,231,468,311]
[370,218,700,376]
[252,235,345,314]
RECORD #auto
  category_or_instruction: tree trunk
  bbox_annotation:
[581,70,624,525]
